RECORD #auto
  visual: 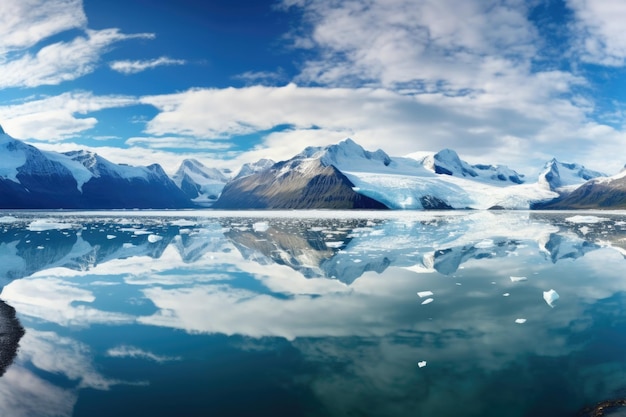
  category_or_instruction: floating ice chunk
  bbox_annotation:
[325,241,344,248]
[417,291,434,298]
[28,219,75,231]
[515,318,527,324]
[503,293,510,297]
[36,246,44,250]
[147,234,163,243]
[107,235,117,240]
[171,219,196,227]
[418,361,427,368]
[252,221,269,232]
[122,243,135,248]
[510,276,527,282]
[579,226,590,235]
[543,289,559,307]
[421,298,434,305]
[0,216,18,223]
[566,215,609,224]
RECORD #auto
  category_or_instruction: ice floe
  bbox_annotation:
[543,289,559,307]
[147,234,163,243]
[417,291,434,298]
[253,221,269,232]
[510,276,527,282]
[565,215,610,224]
[515,318,527,324]
[421,298,434,305]
[418,361,427,368]
[28,219,76,231]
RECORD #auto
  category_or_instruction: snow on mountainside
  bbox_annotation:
[173,159,230,206]
[410,149,525,185]
[0,127,191,209]
[539,168,626,209]
[234,158,275,179]
[313,139,555,209]
[538,158,607,192]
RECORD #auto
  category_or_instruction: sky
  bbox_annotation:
[1,0,626,177]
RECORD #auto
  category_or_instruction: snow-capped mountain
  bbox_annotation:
[213,142,387,209]
[216,138,557,210]
[540,169,626,209]
[412,149,525,185]
[538,158,606,192]
[0,127,191,209]
[172,159,230,207]
[234,158,275,180]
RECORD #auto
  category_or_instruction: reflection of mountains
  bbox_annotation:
[1,212,625,285]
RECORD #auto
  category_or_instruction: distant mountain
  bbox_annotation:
[172,159,229,207]
[213,149,388,209]
[234,158,275,180]
[538,170,626,209]
[414,149,525,185]
[215,138,556,210]
[0,127,192,209]
[538,158,606,192]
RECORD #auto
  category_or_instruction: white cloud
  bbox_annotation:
[0,29,154,89]
[567,0,626,65]
[0,0,86,53]
[0,92,138,140]
[109,56,187,75]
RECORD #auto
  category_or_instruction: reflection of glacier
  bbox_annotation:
[0,212,625,285]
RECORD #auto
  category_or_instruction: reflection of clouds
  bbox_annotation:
[0,366,76,417]
[106,345,181,363]
[20,330,124,390]
[1,278,133,327]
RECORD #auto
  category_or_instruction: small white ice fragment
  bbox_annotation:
[510,276,527,282]
[147,234,163,243]
[418,361,427,368]
[421,298,434,305]
[107,235,116,240]
[503,293,510,297]
[543,289,559,307]
[475,239,494,248]
[417,291,433,298]
[252,221,269,232]
[515,318,527,324]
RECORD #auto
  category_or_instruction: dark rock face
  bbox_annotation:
[0,301,24,377]
[214,159,388,209]
[539,176,626,209]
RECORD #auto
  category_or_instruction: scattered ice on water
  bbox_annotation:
[421,298,434,305]
[418,361,427,368]
[107,235,117,240]
[325,241,344,248]
[28,219,76,231]
[543,289,559,307]
[510,276,527,282]
[417,291,433,298]
[515,318,527,324]
[122,243,135,248]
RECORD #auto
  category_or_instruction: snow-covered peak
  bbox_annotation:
[234,158,275,180]
[0,129,27,182]
[64,150,150,180]
[320,138,392,169]
[538,158,606,191]
[174,159,228,184]
[409,149,524,185]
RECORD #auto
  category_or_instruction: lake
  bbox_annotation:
[0,210,626,416]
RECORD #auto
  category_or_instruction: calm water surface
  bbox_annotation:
[0,210,625,416]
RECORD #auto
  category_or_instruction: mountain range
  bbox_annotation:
[0,125,623,209]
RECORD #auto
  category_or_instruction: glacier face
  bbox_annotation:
[173,159,230,206]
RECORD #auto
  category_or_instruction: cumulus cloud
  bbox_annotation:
[0,29,154,89]
[109,57,187,75]
[567,0,626,65]
[0,0,86,53]
[0,92,138,140]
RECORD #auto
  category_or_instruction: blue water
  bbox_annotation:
[0,210,626,416]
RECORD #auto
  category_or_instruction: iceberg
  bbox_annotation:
[543,289,559,307]
[510,276,527,282]
[418,361,427,368]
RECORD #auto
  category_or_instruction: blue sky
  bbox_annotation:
[2,0,626,176]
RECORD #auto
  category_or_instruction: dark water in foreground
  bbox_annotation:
[0,210,625,416]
